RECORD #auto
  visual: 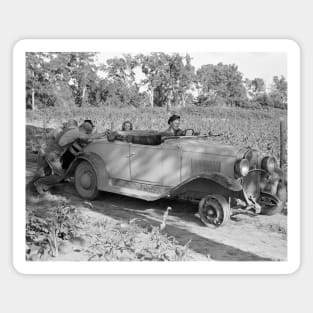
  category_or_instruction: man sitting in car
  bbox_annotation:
[160,114,185,136]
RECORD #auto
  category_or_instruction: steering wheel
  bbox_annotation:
[184,129,195,136]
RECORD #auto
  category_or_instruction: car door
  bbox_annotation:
[161,145,181,186]
[129,143,181,186]
[129,144,163,184]
[85,140,131,180]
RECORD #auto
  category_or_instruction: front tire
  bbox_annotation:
[74,161,99,200]
[198,194,231,227]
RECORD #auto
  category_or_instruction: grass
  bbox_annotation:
[26,105,287,161]
[26,200,193,261]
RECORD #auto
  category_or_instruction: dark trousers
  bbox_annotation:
[61,150,76,170]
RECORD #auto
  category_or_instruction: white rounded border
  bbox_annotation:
[13,39,300,274]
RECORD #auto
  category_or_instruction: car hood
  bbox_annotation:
[164,137,247,157]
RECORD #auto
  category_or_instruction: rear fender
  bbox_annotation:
[66,152,109,187]
[169,173,243,201]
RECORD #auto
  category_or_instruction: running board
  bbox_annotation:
[99,185,170,201]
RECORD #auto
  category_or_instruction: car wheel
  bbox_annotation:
[198,194,230,227]
[257,192,283,216]
[74,161,99,200]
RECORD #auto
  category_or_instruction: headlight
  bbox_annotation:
[261,156,277,173]
[234,158,250,177]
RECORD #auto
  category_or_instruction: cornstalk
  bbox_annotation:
[43,95,47,146]
[280,118,287,168]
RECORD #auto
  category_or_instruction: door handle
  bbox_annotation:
[126,153,135,158]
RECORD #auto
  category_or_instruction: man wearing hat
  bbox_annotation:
[31,119,79,182]
[161,114,185,136]
[33,121,107,194]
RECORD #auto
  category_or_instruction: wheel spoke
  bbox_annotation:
[199,195,229,227]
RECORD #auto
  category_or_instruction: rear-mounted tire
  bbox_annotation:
[198,194,231,227]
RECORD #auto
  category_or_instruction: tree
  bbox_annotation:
[244,78,265,97]
[138,53,195,108]
[26,52,99,109]
[103,55,142,107]
[244,78,270,108]
[26,52,52,110]
[196,63,248,107]
[106,54,138,86]
[138,53,165,107]
[269,75,288,109]
[177,54,196,107]
[63,52,98,107]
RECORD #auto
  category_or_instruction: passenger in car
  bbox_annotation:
[160,114,185,136]
[121,120,133,131]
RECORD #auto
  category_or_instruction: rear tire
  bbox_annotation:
[74,161,99,200]
[198,194,230,227]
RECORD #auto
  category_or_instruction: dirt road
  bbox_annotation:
[27,163,287,262]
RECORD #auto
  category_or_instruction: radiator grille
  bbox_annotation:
[242,170,261,199]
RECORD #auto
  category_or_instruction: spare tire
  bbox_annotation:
[125,134,162,145]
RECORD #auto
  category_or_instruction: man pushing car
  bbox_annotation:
[33,120,108,194]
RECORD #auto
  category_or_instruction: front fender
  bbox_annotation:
[66,152,109,187]
[168,172,242,200]
[260,167,287,202]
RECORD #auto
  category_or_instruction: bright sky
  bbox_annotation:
[96,52,287,89]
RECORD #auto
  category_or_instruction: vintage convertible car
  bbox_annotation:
[65,130,287,227]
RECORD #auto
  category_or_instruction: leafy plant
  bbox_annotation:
[26,203,84,260]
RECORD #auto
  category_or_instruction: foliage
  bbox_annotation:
[86,221,191,261]
[27,106,287,162]
[26,203,84,260]
[196,63,249,107]
[245,77,266,97]
[97,79,142,107]
[268,76,288,109]
[26,52,287,110]
[137,53,196,107]
[26,201,191,261]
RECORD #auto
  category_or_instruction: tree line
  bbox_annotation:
[26,52,288,110]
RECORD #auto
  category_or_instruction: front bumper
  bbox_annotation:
[242,168,287,204]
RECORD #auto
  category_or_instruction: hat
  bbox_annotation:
[80,122,93,133]
[168,114,180,125]
[83,119,95,128]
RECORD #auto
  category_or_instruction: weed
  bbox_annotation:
[26,203,84,260]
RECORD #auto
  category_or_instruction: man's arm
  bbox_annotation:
[59,129,109,147]
[85,130,109,140]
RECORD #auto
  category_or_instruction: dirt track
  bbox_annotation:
[27,163,287,262]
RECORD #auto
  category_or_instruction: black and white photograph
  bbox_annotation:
[13,39,299,273]
[3,0,312,310]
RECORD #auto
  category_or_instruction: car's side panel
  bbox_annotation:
[161,146,181,186]
[129,143,181,186]
[181,151,236,182]
[84,140,131,180]
[129,144,164,184]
